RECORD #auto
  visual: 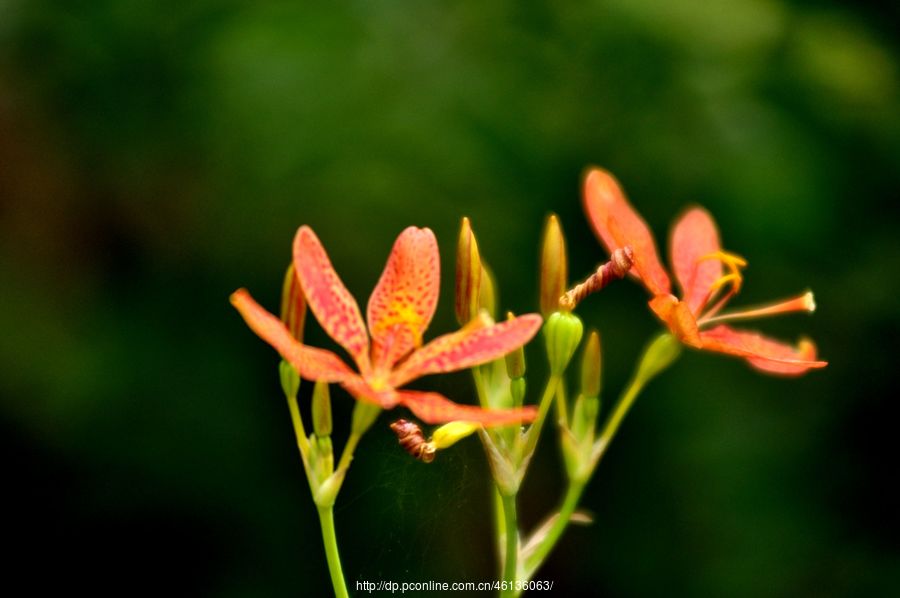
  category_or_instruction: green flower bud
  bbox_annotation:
[479,262,497,320]
[279,360,300,400]
[504,312,527,380]
[540,214,568,317]
[580,330,602,400]
[312,380,332,438]
[544,311,584,375]
[455,217,483,325]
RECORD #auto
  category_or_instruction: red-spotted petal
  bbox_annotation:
[293,226,371,373]
[397,390,537,425]
[699,324,828,376]
[231,289,355,382]
[582,168,671,296]
[390,313,543,386]
[648,294,702,348]
[670,206,722,315]
[367,227,440,370]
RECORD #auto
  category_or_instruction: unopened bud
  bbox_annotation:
[504,312,526,380]
[540,214,568,317]
[279,360,300,399]
[431,421,479,450]
[580,330,602,399]
[544,311,584,375]
[479,263,497,320]
[280,264,307,341]
[312,380,332,437]
[455,217,483,325]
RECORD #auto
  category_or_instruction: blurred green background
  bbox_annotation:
[1,1,898,595]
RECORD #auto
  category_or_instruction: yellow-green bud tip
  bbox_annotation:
[455,217,483,325]
[580,330,601,399]
[431,421,480,450]
[540,214,568,317]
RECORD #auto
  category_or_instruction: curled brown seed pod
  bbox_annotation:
[389,419,436,463]
[559,246,634,310]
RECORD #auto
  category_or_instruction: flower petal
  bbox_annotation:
[582,168,671,296]
[293,226,371,372]
[340,376,400,409]
[367,227,440,370]
[648,294,702,348]
[390,313,543,386]
[397,390,537,425]
[231,289,355,382]
[670,206,722,315]
[699,324,828,376]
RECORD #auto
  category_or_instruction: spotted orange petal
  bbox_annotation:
[367,227,440,370]
[582,168,671,296]
[231,289,355,382]
[670,206,722,315]
[699,324,828,376]
[293,226,371,373]
[397,390,537,425]
[648,294,702,348]
[390,313,543,386]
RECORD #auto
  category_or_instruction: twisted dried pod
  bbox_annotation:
[389,419,436,463]
[559,246,634,310]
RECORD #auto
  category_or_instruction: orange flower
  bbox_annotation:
[582,168,827,376]
[232,226,543,423]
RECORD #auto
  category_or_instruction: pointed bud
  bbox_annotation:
[431,421,480,450]
[279,360,300,399]
[544,311,584,375]
[540,214,568,317]
[580,331,602,400]
[280,264,307,341]
[455,217,483,325]
[504,312,527,380]
[479,262,497,320]
[312,380,332,438]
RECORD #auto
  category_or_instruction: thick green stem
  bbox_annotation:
[500,493,519,598]
[318,506,349,598]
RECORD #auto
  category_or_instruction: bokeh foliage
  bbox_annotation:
[1,1,898,595]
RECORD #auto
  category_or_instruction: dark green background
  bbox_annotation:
[1,1,897,595]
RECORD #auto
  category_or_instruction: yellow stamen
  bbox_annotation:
[698,250,747,295]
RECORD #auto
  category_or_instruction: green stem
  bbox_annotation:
[335,432,361,475]
[591,371,647,467]
[554,378,569,428]
[521,375,560,460]
[521,480,585,581]
[318,506,349,598]
[500,493,519,598]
